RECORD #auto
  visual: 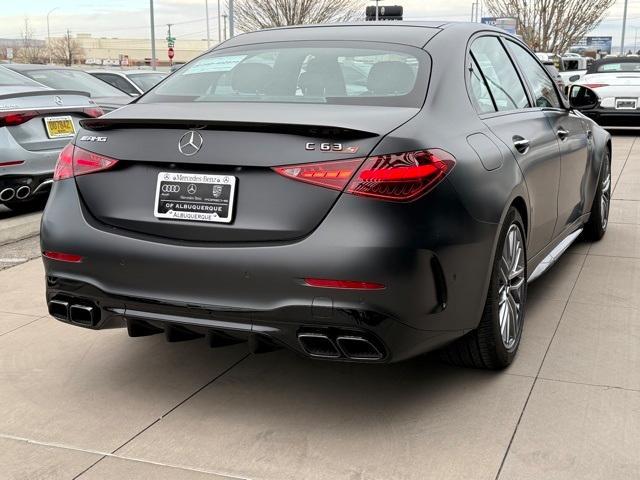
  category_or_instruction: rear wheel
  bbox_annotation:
[583,152,611,241]
[441,207,527,369]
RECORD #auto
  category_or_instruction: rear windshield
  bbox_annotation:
[597,62,640,73]
[19,68,126,97]
[128,73,167,91]
[140,42,429,107]
[0,67,44,87]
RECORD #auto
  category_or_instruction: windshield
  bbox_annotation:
[19,69,126,97]
[0,67,44,87]
[141,42,429,107]
[597,62,640,73]
[128,73,166,91]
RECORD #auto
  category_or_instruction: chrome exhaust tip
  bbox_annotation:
[0,187,15,202]
[336,336,384,360]
[298,333,341,358]
[15,185,31,200]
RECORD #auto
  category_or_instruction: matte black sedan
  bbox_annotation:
[41,22,611,369]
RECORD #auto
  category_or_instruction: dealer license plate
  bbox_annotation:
[44,115,75,138]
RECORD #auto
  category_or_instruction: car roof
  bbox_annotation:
[5,64,80,72]
[88,70,165,76]
[587,56,640,74]
[218,21,506,49]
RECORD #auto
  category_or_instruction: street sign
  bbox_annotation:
[6,47,13,60]
[365,5,403,21]
[168,47,175,59]
[481,17,517,35]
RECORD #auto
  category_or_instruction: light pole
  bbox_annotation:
[229,0,235,38]
[621,0,629,55]
[205,0,211,48]
[150,0,157,70]
[222,14,228,40]
[375,0,379,21]
[217,0,221,42]
[47,7,59,64]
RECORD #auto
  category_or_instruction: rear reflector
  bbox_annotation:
[53,144,119,181]
[582,83,608,89]
[273,149,455,202]
[0,161,25,168]
[304,278,385,290]
[43,251,84,263]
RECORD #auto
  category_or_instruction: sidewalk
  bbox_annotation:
[1,135,639,480]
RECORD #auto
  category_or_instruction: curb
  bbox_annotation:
[0,213,42,246]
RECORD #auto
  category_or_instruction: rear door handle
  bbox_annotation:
[513,136,530,154]
[557,127,570,140]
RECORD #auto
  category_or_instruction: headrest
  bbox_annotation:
[231,63,273,94]
[367,61,415,95]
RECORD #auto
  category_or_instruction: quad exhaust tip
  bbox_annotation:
[15,186,31,200]
[298,333,341,358]
[48,299,69,320]
[336,336,383,360]
[0,188,15,202]
[48,299,98,326]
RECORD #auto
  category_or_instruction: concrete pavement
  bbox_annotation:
[1,135,639,479]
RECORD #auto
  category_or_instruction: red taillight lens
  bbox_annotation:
[272,158,363,191]
[43,251,84,263]
[53,144,118,181]
[304,278,385,290]
[582,83,608,89]
[346,149,455,202]
[83,106,104,118]
[0,110,38,127]
[0,161,25,168]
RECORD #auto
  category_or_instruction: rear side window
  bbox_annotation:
[469,57,496,113]
[507,41,562,108]
[470,36,529,112]
[140,42,429,108]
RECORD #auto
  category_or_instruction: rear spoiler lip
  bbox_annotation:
[0,89,91,101]
[78,117,379,139]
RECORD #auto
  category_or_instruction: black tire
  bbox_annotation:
[3,196,47,214]
[583,152,611,242]
[441,207,527,369]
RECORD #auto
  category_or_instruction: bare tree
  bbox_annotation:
[16,18,46,64]
[50,30,85,66]
[485,0,615,54]
[234,0,365,33]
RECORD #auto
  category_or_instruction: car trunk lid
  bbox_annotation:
[74,102,419,242]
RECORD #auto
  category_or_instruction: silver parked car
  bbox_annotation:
[4,64,131,113]
[88,70,167,96]
[0,66,103,212]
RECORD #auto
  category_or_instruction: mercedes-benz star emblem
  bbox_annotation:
[54,95,63,105]
[187,184,197,195]
[178,130,204,156]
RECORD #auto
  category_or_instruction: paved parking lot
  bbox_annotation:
[1,134,639,480]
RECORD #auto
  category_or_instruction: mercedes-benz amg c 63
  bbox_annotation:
[41,22,611,369]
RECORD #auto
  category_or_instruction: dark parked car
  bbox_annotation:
[5,64,131,113]
[88,70,167,96]
[42,22,611,369]
[0,66,102,211]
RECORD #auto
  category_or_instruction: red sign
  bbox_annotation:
[168,47,175,59]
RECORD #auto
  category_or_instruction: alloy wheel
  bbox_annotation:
[498,224,525,350]
[600,162,611,230]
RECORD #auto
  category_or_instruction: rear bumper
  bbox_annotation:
[41,178,499,362]
[0,128,60,196]
[581,108,640,128]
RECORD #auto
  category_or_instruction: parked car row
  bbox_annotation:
[0,64,168,212]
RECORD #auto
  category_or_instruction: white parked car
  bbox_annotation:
[571,57,640,129]
[88,70,167,96]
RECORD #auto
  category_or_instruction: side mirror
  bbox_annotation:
[568,85,599,110]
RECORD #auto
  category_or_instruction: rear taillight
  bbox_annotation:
[272,149,455,202]
[272,158,362,191]
[347,149,455,202]
[0,110,38,127]
[82,106,104,118]
[53,144,119,181]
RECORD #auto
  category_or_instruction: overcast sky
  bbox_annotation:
[3,0,640,48]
